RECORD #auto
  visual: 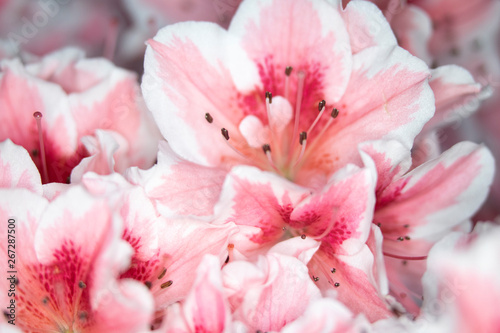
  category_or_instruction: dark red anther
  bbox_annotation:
[221,128,230,140]
[299,131,307,145]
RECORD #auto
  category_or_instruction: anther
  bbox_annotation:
[221,128,230,140]
[397,236,404,241]
[42,297,49,304]
[405,236,411,240]
[334,282,340,287]
[265,91,273,104]
[301,234,306,239]
[205,113,213,124]
[285,66,293,76]
[157,267,167,279]
[262,144,271,153]
[331,108,339,118]
[78,311,88,320]
[299,132,307,145]
[144,281,152,289]
[318,100,326,111]
[78,281,86,289]
[161,280,173,289]
[313,276,319,282]
[403,224,409,228]
[294,131,308,166]
[331,268,336,273]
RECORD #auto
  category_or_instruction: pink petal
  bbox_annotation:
[215,165,310,254]
[376,141,494,246]
[126,141,228,217]
[281,298,364,333]
[421,65,482,134]
[230,0,352,102]
[390,5,433,64]
[182,255,231,333]
[308,245,392,322]
[291,164,375,256]
[0,139,41,194]
[223,253,321,332]
[341,0,398,54]
[143,21,261,166]
[71,130,126,183]
[303,45,433,175]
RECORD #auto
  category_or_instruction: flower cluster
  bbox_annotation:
[1,0,499,332]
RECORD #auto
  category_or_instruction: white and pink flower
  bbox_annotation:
[0,47,159,184]
[0,186,154,331]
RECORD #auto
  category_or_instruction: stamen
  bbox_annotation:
[222,128,250,159]
[263,144,280,173]
[331,108,339,118]
[144,281,152,289]
[33,112,49,183]
[104,17,119,61]
[284,66,293,100]
[78,281,86,289]
[318,100,326,111]
[290,71,306,153]
[383,252,428,261]
[293,132,307,167]
[307,101,326,135]
[334,282,340,287]
[309,107,340,150]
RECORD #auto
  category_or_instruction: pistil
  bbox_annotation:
[33,112,49,183]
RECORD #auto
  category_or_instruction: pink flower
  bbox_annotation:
[418,222,500,332]
[0,186,154,332]
[361,139,494,315]
[0,47,160,184]
[81,172,237,323]
[139,0,439,321]
[142,0,433,185]
[222,252,322,332]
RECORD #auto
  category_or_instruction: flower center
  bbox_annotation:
[206,66,340,181]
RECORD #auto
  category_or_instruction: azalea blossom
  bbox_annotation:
[361,139,494,315]
[139,0,440,319]
[362,0,500,219]
[0,47,159,185]
[416,222,500,332]
[0,186,154,331]
[81,172,237,324]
